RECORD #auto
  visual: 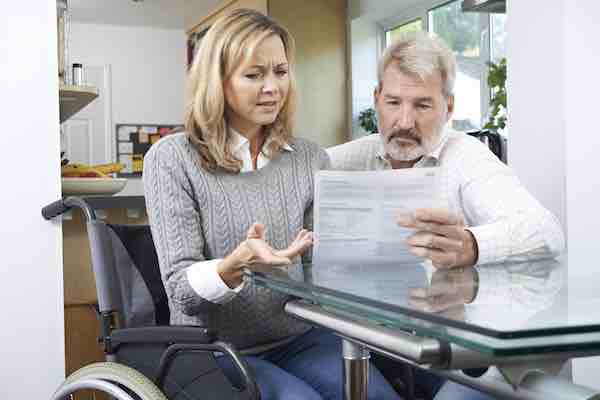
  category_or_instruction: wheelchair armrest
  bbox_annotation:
[112,327,260,399]
[111,326,215,344]
[155,341,260,400]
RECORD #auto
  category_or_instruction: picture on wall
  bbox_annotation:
[115,123,183,177]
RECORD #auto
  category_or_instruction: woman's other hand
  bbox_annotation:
[276,229,313,259]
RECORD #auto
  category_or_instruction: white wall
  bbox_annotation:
[349,17,379,138]
[509,0,600,388]
[507,0,566,228]
[0,2,65,398]
[564,1,600,388]
[349,0,421,21]
[70,23,186,195]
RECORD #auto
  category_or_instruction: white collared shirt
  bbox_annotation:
[229,128,295,170]
[326,129,565,265]
[186,130,294,304]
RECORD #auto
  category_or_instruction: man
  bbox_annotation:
[327,31,565,400]
[328,32,564,269]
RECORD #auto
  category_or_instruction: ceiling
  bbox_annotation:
[69,0,223,30]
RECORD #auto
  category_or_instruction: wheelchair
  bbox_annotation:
[43,196,260,400]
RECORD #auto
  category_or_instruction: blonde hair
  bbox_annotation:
[378,31,456,98]
[185,8,297,172]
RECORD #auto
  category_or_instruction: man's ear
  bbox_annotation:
[373,85,380,104]
[446,95,455,121]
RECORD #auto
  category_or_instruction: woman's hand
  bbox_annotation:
[244,223,313,263]
[217,223,313,288]
[275,229,313,259]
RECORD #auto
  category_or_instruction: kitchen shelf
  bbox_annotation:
[59,85,98,123]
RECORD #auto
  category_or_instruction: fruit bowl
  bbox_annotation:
[62,177,128,196]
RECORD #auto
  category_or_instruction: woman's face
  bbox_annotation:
[224,35,290,136]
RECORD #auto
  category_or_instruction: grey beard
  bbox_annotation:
[381,129,444,161]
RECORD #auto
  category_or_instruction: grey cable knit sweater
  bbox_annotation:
[143,133,329,350]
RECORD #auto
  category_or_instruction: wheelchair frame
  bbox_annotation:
[43,196,260,400]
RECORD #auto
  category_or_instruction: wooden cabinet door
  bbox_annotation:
[186,0,269,36]
[64,304,109,400]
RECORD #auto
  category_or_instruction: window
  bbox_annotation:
[382,0,507,132]
[491,13,507,62]
[429,1,482,131]
[385,19,423,46]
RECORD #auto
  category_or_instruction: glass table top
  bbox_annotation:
[245,256,600,356]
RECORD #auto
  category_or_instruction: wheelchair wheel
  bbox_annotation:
[52,362,168,400]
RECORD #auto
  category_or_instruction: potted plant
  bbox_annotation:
[358,107,378,134]
[484,58,507,132]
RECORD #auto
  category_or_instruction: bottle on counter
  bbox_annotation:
[72,63,84,86]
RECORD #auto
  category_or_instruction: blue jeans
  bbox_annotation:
[372,352,494,400]
[217,327,494,400]
[435,381,494,400]
[216,328,402,400]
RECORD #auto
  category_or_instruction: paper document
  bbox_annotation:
[313,168,440,265]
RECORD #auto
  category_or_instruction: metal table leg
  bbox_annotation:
[342,338,370,400]
[283,300,600,400]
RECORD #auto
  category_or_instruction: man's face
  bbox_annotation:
[375,63,454,163]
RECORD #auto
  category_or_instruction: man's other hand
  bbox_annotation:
[397,208,478,268]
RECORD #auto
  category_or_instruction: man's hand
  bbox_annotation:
[409,267,478,311]
[408,267,478,320]
[397,208,478,268]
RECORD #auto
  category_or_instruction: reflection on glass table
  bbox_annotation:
[245,257,600,400]
[245,257,600,357]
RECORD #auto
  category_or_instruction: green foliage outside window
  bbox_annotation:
[429,1,479,56]
[483,58,507,131]
[387,19,423,45]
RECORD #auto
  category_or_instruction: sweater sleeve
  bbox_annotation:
[143,140,221,316]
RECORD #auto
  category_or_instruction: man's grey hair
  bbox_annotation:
[378,31,456,98]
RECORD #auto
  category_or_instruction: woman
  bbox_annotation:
[143,8,402,400]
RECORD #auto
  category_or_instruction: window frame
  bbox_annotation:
[377,0,495,130]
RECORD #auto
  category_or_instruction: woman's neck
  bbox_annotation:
[231,123,266,170]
